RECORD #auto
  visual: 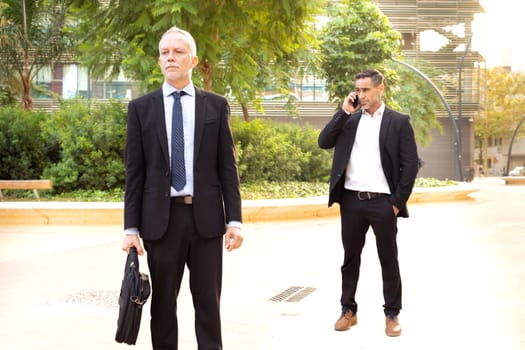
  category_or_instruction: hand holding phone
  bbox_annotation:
[352,96,360,108]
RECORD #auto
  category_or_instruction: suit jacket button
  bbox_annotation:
[164,192,169,197]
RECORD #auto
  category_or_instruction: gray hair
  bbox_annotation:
[159,26,197,56]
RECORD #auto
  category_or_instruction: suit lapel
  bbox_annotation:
[344,112,362,152]
[379,108,394,177]
[193,88,206,163]
[152,90,170,165]
[379,107,392,152]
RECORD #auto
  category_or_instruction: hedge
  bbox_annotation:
[0,101,331,193]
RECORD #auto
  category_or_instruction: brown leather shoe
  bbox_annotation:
[334,310,357,331]
[385,315,402,337]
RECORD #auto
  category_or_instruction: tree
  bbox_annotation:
[319,0,443,147]
[0,0,71,110]
[387,58,444,147]
[319,0,401,106]
[69,0,323,120]
[476,68,525,168]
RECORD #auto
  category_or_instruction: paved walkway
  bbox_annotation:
[0,178,523,349]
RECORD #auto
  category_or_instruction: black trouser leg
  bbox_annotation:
[188,235,223,350]
[144,203,193,350]
[340,191,369,314]
[368,197,402,316]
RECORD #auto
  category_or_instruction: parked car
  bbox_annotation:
[509,166,525,176]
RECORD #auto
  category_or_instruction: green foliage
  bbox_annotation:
[319,0,401,106]
[478,68,525,140]
[272,122,333,182]
[46,188,125,202]
[0,83,16,106]
[68,0,323,111]
[241,181,328,200]
[231,117,332,183]
[0,0,73,109]
[0,104,57,179]
[475,68,525,169]
[414,177,457,187]
[387,59,444,147]
[1,102,332,196]
[41,99,127,193]
[5,176,455,201]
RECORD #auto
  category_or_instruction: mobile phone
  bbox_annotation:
[352,96,359,108]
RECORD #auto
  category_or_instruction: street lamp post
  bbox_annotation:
[505,114,525,176]
[457,34,473,181]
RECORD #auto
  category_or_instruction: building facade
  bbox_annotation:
[373,0,485,181]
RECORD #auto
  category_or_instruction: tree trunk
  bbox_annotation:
[241,103,250,121]
[21,51,33,110]
[200,60,213,91]
[20,0,32,110]
[21,71,32,111]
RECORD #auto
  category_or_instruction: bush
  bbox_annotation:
[0,84,17,106]
[231,117,331,183]
[0,105,58,180]
[272,122,332,182]
[414,177,457,187]
[42,99,127,193]
[1,102,332,196]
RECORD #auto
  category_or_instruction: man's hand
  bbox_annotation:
[342,92,360,114]
[121,234,145,255]
[224,226,243,252]
[392,205,400,216]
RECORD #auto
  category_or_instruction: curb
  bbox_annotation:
[0,183,480,226]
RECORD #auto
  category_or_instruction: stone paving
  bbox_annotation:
[0,178,523,349]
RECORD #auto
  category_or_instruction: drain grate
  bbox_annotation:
[269,286,316,302]
[285,287,316,302]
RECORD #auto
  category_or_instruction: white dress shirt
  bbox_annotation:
[344,103,391,194]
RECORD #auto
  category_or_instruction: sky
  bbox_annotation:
[474,0,525,71]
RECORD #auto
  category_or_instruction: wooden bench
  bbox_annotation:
[0,180,53,201]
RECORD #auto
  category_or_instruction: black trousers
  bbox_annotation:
[339,190,401,317]
[144,200,223,350]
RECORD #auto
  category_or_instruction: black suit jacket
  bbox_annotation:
[318,107,419,218]
[124,87,242,240]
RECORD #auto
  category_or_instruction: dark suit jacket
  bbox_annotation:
[318,107,419,218]
[124,87,242,240]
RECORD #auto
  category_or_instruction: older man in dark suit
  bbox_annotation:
[121,26,243,350]
[318,69,419,337]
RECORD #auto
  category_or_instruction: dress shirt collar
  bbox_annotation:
[362,102,386,119]
[162,81,195,98]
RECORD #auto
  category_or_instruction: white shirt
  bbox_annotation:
[162,81,195,197]
[344,103,391,194]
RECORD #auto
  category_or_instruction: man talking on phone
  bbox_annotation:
[318,69,419,337]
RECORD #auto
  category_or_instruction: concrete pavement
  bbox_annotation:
[0,178,523,349]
